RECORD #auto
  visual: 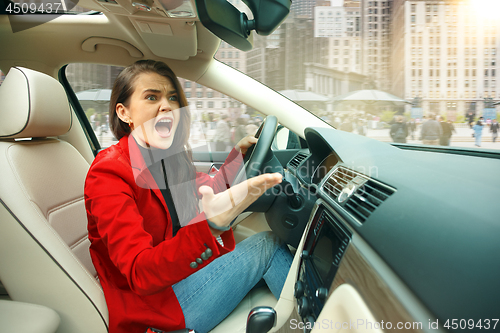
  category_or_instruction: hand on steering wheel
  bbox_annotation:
[234,115,279,184]
[235,135,258,155]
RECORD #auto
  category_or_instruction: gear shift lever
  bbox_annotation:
[246,306,276,333]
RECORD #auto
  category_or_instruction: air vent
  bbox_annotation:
[323,167,356,200]
[288,153,309,170]
[323,166,395,223]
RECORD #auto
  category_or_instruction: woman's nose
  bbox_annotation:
[160,97,173,112]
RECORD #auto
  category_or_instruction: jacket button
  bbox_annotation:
[205,248,213,258]
[201,252,209,261]
[190,262,198,269]
[196,258,203,264]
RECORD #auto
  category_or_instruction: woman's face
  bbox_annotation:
[116,72,181,150]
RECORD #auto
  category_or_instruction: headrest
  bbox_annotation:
[0,67,71,139]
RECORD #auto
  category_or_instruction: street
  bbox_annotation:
[95,124,500,151]
[364,124,499,150]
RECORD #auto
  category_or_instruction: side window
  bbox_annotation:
[66,63,124,149]
[176,79,265,153]
[66,64,264,151]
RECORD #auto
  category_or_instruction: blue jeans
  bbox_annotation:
[475,134,482,146]
[172,231,293,333]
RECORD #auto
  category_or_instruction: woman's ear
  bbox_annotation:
[116,103,130,124]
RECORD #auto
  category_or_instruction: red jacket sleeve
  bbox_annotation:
[85,155,235,296]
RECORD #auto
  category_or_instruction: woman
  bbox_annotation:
[473,118,484,147]
[85,60,292,333]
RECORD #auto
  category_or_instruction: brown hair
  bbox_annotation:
[110,60,189,141]
[110,60,199,224]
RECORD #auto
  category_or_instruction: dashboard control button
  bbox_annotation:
[300,250,309,260]
[316,287,328,300]
[298,296,310,317]
[294,281,304,299]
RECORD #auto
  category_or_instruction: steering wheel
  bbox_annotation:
[233,115,278,184]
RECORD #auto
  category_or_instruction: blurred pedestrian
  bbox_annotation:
[473,117,484,147]
[408,118,417,140]
[438,116,452,146]
[467,112,475,127]
[246,121,258,136]
[448,120,456,142]
[420,113,442,145]
[232,117,248,145]
[214,114,231,151]
[333,116,341,128]
[340,118,353,132]
[490,119,499,143]
[390,115,408,143]
[356,119,366,136]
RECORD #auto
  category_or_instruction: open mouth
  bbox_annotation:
[155,118,173,138]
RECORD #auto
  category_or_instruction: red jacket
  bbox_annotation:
[85,135,242,333]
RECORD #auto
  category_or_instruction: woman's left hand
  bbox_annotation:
[236,136,258,155]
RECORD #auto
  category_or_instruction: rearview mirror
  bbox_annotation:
[195,0,290,51]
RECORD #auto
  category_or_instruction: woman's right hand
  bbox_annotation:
[198,173,283,235]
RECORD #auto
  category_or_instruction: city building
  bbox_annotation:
[314,0,362,73]
[66,64,121,93]
[315,1,346,38]
[361,0,393,91]
[290,0,317,19]
[247,17,326,92]
[391,0,500,119]
[179,40,248,121]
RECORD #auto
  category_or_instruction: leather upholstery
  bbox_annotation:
[0,67,71,139]
[0,68,108,332]
[0,300,61,333]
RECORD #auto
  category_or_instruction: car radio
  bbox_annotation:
[294,206,351,326]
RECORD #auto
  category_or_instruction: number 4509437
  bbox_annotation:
[444,319,498,330]
[5,2,63,14]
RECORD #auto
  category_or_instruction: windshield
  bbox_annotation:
[213,0,500,151]
[11,0,497,152]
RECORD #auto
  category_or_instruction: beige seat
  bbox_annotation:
[0,67,108,332]
[0,66,276,333]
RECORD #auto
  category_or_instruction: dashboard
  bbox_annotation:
[266,126,500,332]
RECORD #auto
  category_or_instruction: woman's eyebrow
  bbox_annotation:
[142,89,177,94]
[142,89,162,94]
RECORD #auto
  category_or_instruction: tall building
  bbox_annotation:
[247,17,327,92]
[215,41,246,72]
[314,0,362,74]
[391,0,500,119]
[315,2,346,38]
[361,0,393,91]
[184,40,247,118]
[290,0,317,18]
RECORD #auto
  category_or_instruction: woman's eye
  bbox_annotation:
[146,95,157,101]
[169,95,178,102]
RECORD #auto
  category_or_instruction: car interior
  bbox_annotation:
[0,0,499,332]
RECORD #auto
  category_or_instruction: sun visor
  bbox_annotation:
[130,17,197,60]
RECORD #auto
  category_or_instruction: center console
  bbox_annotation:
[294,205,351,326]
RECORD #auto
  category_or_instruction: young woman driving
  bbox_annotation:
[85,60,293,333]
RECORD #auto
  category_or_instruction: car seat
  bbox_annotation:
[0,66,109,332]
